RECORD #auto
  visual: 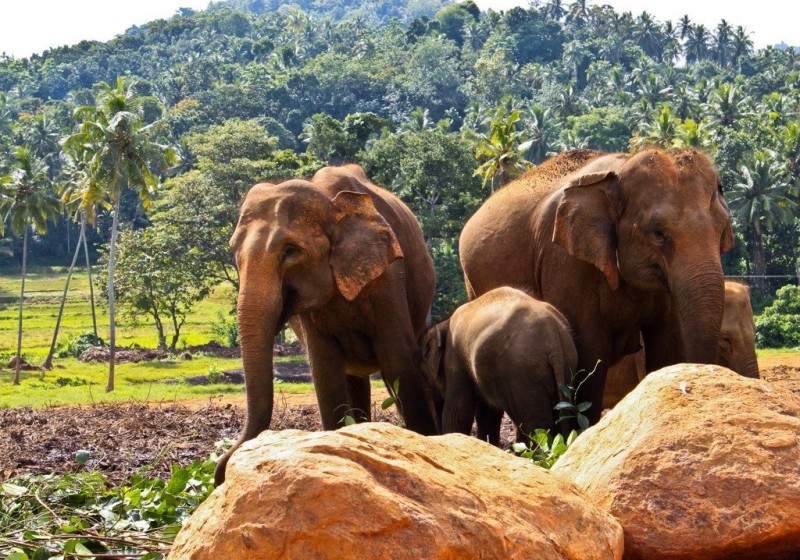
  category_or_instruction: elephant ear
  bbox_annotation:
[330,190,403,301]
[552,170,620,291]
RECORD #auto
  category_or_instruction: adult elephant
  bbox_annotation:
[603,281,760,409]
[215,164,438,484]
[459,149,734,424]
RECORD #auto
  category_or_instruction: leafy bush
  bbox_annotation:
[211,312,239,348]
[512,429,578,469]
[755,285,800,348]
[0,442,230,560]
[70,332,106,358]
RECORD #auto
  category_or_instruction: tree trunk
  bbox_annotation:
[82,214,98,338]
[106,197,121,393]
[43,218,86,370]
[752,227,767,292]
[14,228,28,385]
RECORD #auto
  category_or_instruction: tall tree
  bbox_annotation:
[0,146,61,384]
[62,77,176,392]
[473,104,533,191]
[728,150,798,290]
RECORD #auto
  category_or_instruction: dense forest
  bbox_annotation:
[1,0,799,324]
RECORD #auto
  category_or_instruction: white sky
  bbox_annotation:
[0,0,796,59]
[475,0,798,49]
[1,0,212,59]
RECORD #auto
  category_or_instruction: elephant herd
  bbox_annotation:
[215,148,756,486]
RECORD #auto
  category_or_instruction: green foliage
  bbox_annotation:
[0,445,226,560]
[210,312,239,348]
[99,225,215,351]
[756,285,800,348]
[60,332,105,358]
[512,429,578,469]
[555,361,599,431]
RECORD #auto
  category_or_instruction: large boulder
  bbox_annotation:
[552,364,800,560]
[170,423,623,560]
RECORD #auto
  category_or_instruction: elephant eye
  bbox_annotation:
[281,243,301,262]
[651,228,669,245]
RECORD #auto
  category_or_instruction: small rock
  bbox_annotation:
[169,423,623,560]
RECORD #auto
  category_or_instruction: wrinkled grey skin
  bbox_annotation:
[421,287,578,445]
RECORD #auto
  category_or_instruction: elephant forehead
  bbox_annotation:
[241,185,332,224]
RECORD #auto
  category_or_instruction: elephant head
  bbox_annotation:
[718,281,759,378]
[215,180,403,484]
[421,319,450,419]
[553,148,734,366]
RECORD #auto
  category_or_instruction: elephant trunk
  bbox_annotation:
[214,272,283,485]
[670,262,725,365]
[725,349,760,379]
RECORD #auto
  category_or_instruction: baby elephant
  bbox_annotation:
[421,287,578,445]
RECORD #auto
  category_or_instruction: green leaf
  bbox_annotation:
[75,449,92,466]
[554,402,574,411]
[342,414,356,426]
[576,402,592,412]
[1,482,27,496]
[381,396,396,410]
[511,442,528,454]
[74,542,94,555]
[566,430,578,446]
[577,414,590,431]
[6,552,30,560]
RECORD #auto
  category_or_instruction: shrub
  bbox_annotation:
[211,312,239,348]
[755,285,800,348]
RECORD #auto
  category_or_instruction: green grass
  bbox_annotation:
[0,266,319,408]
[757,347,800,358]
[0,266,236,355]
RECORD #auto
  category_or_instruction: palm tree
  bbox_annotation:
[684,24,711,64]
[544,0,567,21]
[706,83,751,132]
[473,105,533,192]
[728,150,798,290]
[634,12,663,59]
[62,77,177,392]
[731,26,754,68]
[678,15,692,40]
[713,19,734,68]
[566,0,590,27]
[400,107,435,133]
[0,146,62,384]
[631,106,679,151]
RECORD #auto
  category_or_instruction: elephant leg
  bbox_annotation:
[509,385,558,444]
[303,324,350,429]
[347,374,371,423]
[373,268,439,435]
[568,323,612,426]
[475,399,503,446]
[442,370,476,435]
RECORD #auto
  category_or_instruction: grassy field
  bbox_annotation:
[0,266,318,408]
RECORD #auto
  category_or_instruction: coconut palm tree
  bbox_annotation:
[731,26,754,68]
[631,106,679,151]
[0,146,62,384]
[714,19,734,68]
[728,150,798,290]
[684,24,711,64]
[62,77,177,392]
[473,105,533,192]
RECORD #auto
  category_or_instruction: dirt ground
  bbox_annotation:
[1,356,798,484]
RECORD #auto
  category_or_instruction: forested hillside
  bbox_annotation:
[1,0,798,320]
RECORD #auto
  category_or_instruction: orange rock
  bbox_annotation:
[170,423,623,560]
[553,364,800,560]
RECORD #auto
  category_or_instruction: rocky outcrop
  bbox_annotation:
[553,364,800,560]
[170,423,623,560]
